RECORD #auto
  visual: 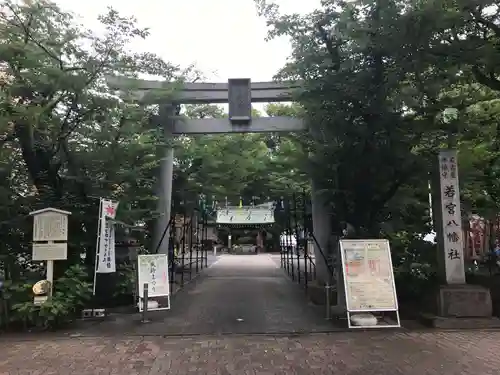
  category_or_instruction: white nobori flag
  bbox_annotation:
[96,199,119,274]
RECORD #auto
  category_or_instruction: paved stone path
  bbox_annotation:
[2,330,500,374]
[131,254,334,335]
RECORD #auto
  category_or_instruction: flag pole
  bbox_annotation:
[92,198,103,296]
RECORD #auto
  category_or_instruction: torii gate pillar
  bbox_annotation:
[153,105,175,255]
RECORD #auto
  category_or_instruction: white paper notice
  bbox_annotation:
[137,254,169,298]
[340,239,398,311]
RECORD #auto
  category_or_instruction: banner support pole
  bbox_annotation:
[92,198,103,296]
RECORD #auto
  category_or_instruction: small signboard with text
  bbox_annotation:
[216,206,274,224]
[137,254,170,312]
[339,239,400,328]
[32,243,67,261]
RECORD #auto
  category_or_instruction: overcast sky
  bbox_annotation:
[55,0,321,82]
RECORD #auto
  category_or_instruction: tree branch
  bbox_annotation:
[471,65,500,92]
[316,23,342,71]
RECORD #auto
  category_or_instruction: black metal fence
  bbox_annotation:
[279,193,315,289]
[280,231,317,288]
[161,192,334,294]
[161,208,211,294]
[279,192,334,292]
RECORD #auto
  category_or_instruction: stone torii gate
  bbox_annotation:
[107,77,307,254]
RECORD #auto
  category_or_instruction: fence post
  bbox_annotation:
[325,282,331,320]
[302,191,309,290]
[280,237,284,268]
[189,210,194,279]
[141,283,150,323]
[169,217,176,290]
[196,213,200,273]
[286,199,295,281]
[180,208,187,286]
[292,193,301,285]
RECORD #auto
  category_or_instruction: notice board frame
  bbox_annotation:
[137,254,171,312]
[339,239,401,329]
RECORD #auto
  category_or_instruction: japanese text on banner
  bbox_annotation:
[439,150,465,284]
[96,220,116,273]
[150,260,157,294]
[96,199,118,274]
[137,255,169,298]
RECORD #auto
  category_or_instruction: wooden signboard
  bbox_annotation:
[31,208,70,242]
[339,239,400,328]
[32,243,67,261]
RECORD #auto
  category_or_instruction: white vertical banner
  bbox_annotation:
[97,220,116,273]
[438,150,465,284]
[96,199,119,274]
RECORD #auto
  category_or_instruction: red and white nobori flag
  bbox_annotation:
[101,199,119,219]
[96,198,119,274]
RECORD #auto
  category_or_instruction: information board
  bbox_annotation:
[137,254,170,298]
[339,239,398,312]
[33,212,68,241]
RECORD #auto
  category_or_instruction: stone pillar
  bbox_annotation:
[153,105,175,255]
[436,150,466,284]
[426,149,496,328]
[311,177,331,284]
[256,231,263,250]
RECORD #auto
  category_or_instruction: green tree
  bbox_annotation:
[173,103,309,209]
[0,0,180,272]
[263,103,308,196]
[256,0,444,237]
[408,0,500,92]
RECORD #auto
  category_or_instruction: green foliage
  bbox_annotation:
[173,103,309,205]
[254,0,500,296]
[257,0,442,236]
[255,0,500,233]
[0,0,182,272]
[113,263,136,298]
[0,0,185,329]
[3,265,91,330]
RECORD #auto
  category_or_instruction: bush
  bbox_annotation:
[114,263,135,297]
[2,264,92,330]
[389,232,438,304]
